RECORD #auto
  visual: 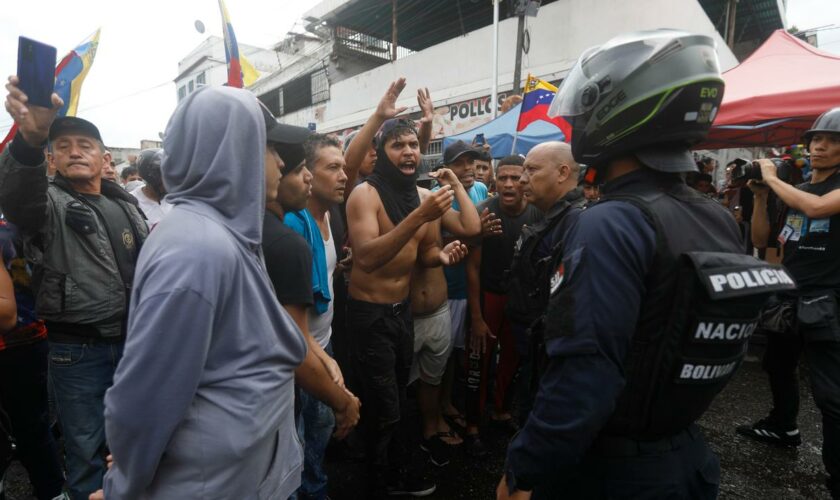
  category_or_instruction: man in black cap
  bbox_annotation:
[2,75,148,500]
[434,140,490,456]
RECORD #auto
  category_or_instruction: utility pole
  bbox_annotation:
[725,0,738,50]
[391,0,398,61]
[512,2,526,94]
[491,0,500,118]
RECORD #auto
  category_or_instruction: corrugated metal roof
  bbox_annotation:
[306,0,560,52]
[305,0,784,56]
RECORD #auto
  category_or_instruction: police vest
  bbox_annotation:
[506,191,586,327]
[596,179,796,440]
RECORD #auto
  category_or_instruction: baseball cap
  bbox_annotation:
[49,116,103,143]
[443,141,481,165]
[259,101,312,171]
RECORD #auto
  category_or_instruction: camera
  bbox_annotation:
[730,157,786,183]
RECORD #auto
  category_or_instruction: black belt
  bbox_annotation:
[347,296,409,317]
[591,425,700,457]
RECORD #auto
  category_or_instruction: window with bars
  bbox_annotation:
[196,72,206,86]
[311,68,330,104]
[177,86,186,101]
[188,80,194,93]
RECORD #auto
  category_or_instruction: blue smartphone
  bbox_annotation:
[17,36,57,108]
[474,133,486,146]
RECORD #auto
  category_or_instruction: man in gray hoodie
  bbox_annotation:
[100,86,309,499]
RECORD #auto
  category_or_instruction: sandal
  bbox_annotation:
[442,412,467,436]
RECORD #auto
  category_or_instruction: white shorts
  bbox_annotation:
[410,302,452,385]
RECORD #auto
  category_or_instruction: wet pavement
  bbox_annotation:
[3,342,831,499]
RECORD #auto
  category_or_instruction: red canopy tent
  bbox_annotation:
[697,29,840,149]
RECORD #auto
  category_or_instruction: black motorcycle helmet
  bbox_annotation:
[548,30,725,173]
[802,107,840,149]
[136,148,166,197]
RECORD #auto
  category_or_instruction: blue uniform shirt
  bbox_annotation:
[504,170,658,492]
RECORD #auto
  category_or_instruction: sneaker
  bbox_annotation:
[736,418,801,447]
[386,476,437,497]
[420,433,453,467]
[464,433,489,458]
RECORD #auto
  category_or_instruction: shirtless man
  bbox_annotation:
[409,173,481,467]
[346,97,467,498]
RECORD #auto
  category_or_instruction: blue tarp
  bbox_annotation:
[442,103,567,159]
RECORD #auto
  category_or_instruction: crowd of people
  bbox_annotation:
[0,27,839,500]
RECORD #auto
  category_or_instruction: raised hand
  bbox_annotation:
[375,78,408,120]
[418,185,454,221]
[417,87,434,124]
[440,240,468,266]
[5,75,63,146]
[428,167,461,189]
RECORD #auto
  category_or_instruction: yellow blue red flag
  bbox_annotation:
[1,29,100,152]
[218,0,259,88]
[54,29,101,117]
[516,74,572,141]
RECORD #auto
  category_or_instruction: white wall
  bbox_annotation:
[281,0,739,133]
[174,36,285,100]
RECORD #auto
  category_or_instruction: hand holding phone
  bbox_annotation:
[7,37,63,146]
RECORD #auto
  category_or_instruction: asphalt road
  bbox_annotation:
[3,342,831,499]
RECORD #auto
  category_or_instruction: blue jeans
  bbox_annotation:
[295,346,336,500]
[49,341,123,500]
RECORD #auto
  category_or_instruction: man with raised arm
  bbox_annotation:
[346,93,466,497]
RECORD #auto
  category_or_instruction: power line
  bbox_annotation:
[0,80,173,130]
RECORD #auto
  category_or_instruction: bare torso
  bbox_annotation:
[348,184,430,304]
[410,258,448,315]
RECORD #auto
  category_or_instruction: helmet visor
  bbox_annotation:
[548,31,692,118]
[548,46,599,118]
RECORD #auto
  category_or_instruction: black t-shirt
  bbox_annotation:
[780,171,840,293]
[262,210,314,306]
[476,197,543,294]
[81,193,139,285]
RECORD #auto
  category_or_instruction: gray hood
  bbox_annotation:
[161,86,266,249]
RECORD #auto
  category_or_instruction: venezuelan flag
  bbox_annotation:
[54,29,101,117]
[0,30,100,152]
[218,0,259,88]
[516,74,572,141]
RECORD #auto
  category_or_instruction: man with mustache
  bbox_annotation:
[2,76,148,499]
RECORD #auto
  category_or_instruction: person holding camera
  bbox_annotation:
[738,107,840,498]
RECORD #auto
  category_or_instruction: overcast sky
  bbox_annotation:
[1,0,838,147]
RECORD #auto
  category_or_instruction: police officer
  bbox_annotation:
[739,107,840,498]
[505,141,586,424]
[498,30,795,499]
